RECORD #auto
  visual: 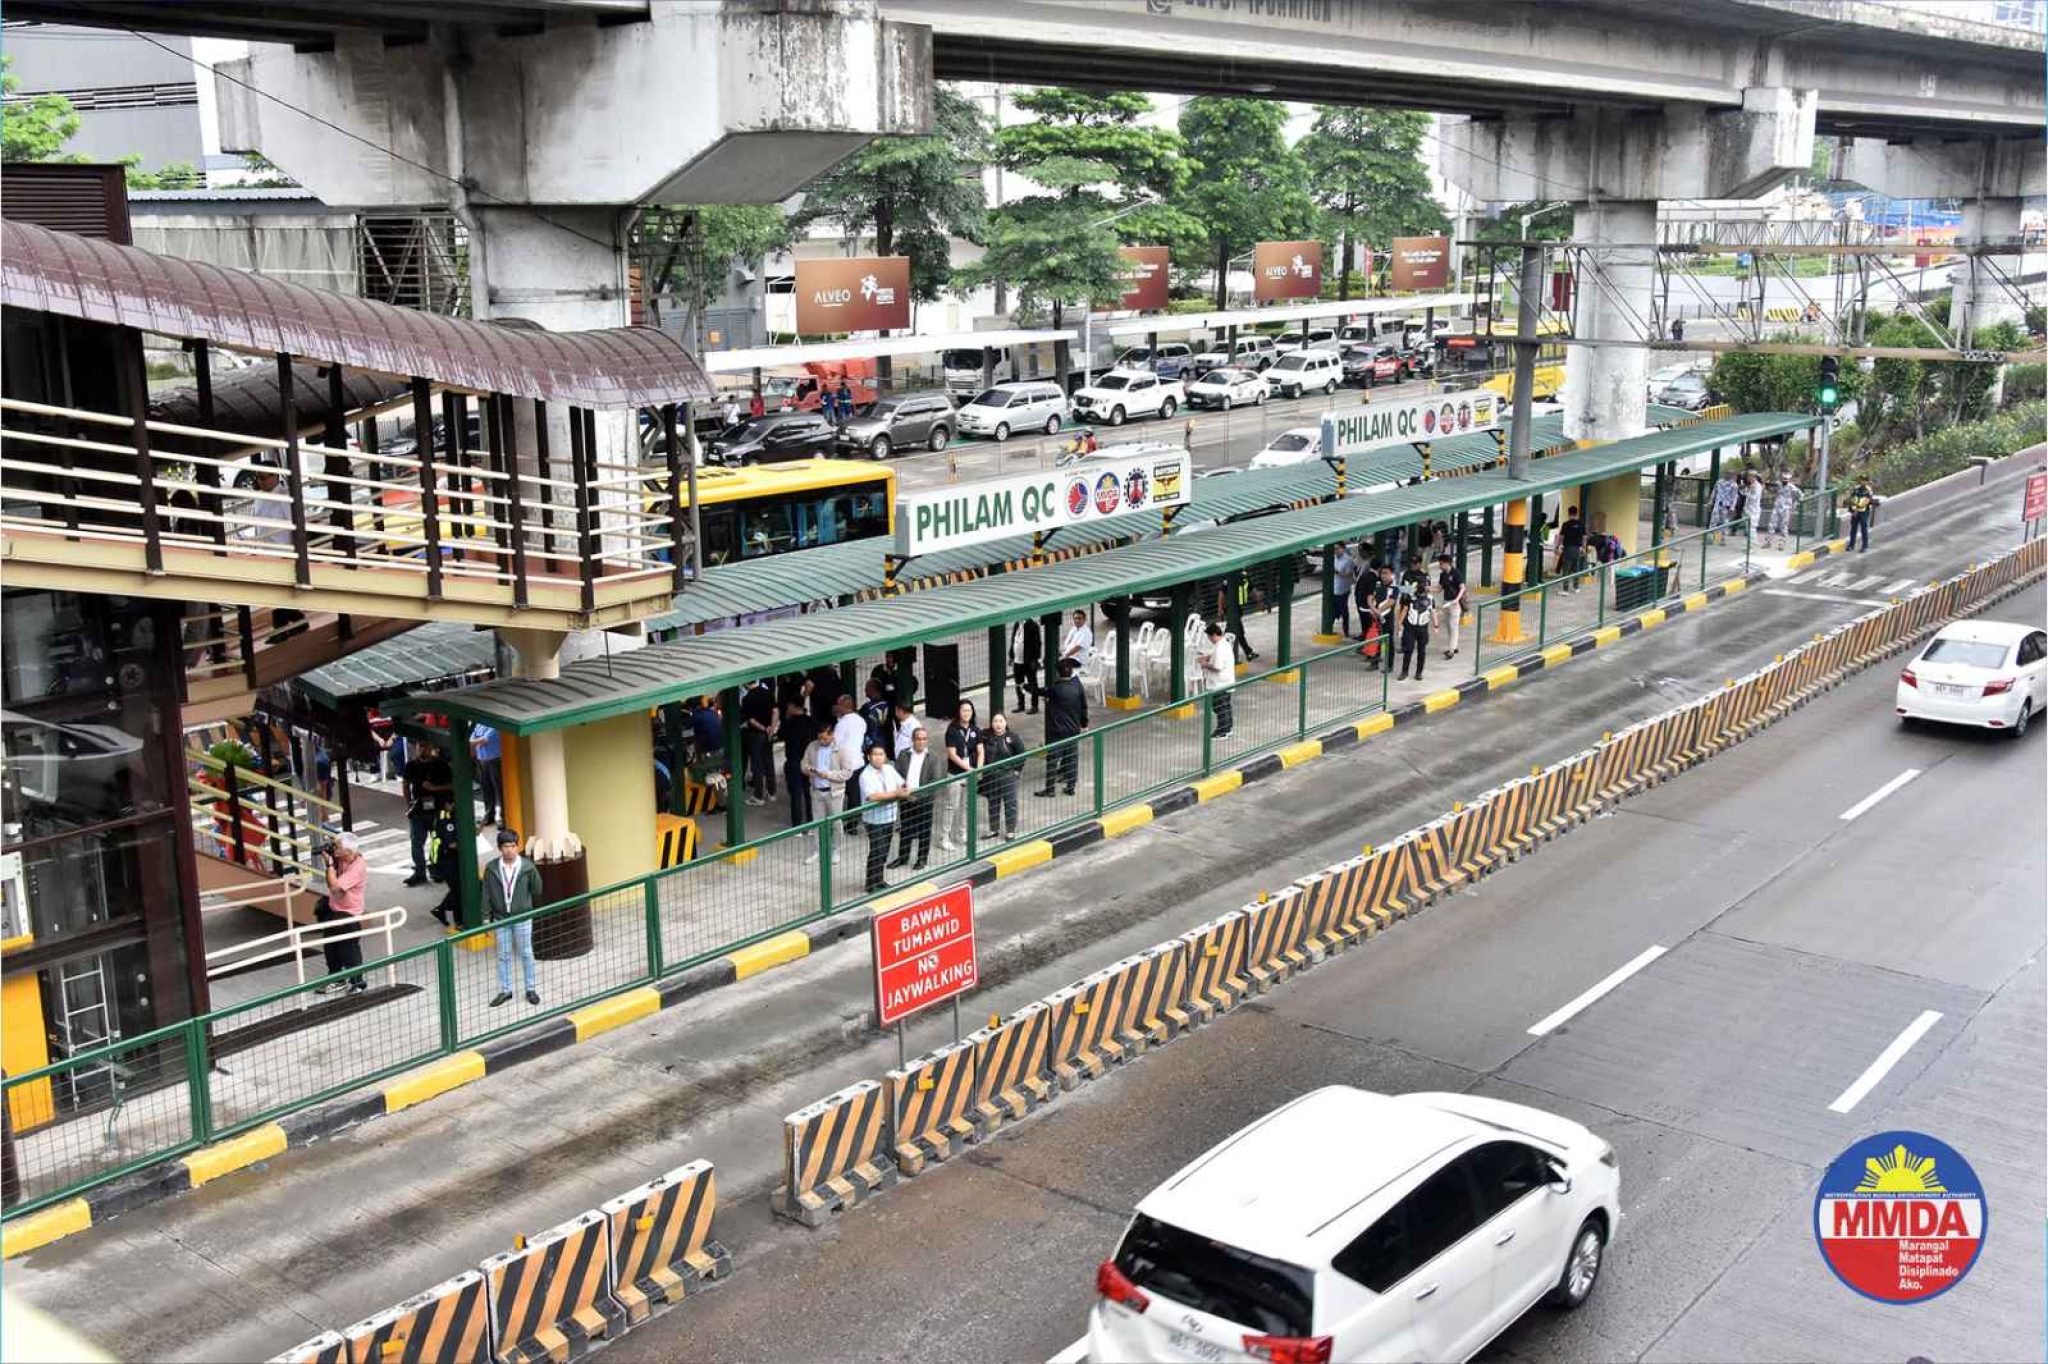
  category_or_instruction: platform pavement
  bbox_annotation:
[6,470,2032,1364]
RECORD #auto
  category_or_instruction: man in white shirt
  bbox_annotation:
[829,693,867,775]
[1059,609,1094,669]
[891,700,921,758]
[855,744,907,891]
[889,727,936,870]
[1197,622,1235,739]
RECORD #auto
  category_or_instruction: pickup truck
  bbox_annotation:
[1070,368,1184,427]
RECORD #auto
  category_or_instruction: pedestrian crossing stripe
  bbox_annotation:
[1846,575,1883,591]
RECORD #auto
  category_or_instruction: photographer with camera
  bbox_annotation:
[314,833,368,995]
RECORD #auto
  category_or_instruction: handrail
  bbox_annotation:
[204,906,407,989]
[188,752,341,814]
[199,873,312,924]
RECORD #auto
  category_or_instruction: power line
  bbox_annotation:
[122,26,627,264]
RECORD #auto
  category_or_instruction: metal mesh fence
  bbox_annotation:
[3,1029,200,1210]
[451,881,655,1048]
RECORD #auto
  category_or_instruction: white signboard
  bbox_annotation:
[894,452,1193,557]
[1320,392,1502,462]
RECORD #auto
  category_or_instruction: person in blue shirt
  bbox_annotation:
[690,695,725,771]
[470,723,502,827]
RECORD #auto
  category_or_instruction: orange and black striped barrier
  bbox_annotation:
[886,1038,979,1176]
[774,1080,895,1227]
[601,1161,729,1328]
[1047,965,1132,1089]
[480,1210,623,1364]
[1121,942,1194,1048]
[341,1268,493,1364]
[1241,887,1311,992]
[967,1001,1055,1136]
[1178,911,1249,1023]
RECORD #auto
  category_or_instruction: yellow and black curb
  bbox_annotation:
[768,537,2044,1230]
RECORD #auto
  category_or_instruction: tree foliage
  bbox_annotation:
[1296,107,1447,299]
[2,56,80,163]
[792,87,988,303]
[648,205,792,350]
[1174,97,1316,306]
[122,159,205,189]
[1709,335,1866,417]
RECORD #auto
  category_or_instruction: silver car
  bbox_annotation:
[956,381,1069,442]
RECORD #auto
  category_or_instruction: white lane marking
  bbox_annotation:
[1817,570,1853,588]
[1527,945,1668,1037]
[1762,588,1889,607]
[1048,1336,1090,1364]
[1846,574,1884,591]
[1829,1010,1943,1114]
[1789,567,1828,584]
[1839,768,1922,822]
[1881,578,1917,597]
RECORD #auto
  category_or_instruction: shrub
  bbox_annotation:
[1857,401,2045,495]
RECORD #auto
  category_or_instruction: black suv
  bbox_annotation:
[706,411,840,466]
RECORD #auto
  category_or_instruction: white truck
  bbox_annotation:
[1069,367,1184,427]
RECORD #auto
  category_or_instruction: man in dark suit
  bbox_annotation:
[1036,659,1089,798]
[481,827,544,1007]
[889,726,937,870]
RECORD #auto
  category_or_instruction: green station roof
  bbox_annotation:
[296,620,497,709]
[393,410,1811,736]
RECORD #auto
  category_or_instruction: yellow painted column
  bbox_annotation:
[1489,496,1531,643]
[564,711,658,891]
[1585,472,1642,558]
[497,731,533,841]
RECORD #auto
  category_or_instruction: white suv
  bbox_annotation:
[1072,368,1184,427]
[1266,349,1343,398]
[1088,1088,1620,1364]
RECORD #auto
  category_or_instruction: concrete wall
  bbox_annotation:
[564,711,658,893]
[4,23,202,170]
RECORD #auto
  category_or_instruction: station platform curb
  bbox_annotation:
[1,550,1834,1260]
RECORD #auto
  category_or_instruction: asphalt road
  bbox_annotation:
[15,464,2035,1363]
[612,577,2045,1364]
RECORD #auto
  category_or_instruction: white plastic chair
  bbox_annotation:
[1077,648,1109,705]
[1140,626,1173,698]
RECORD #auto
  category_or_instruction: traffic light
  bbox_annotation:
[1818,355,1841,411]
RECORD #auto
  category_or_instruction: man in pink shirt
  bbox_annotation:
[317,832,369,994]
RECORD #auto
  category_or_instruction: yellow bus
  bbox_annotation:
[671,459,897,566]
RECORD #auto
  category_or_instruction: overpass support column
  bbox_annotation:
[1951,198,2025,346]
[1563,201,1657,446]
[1585,474,1642,558]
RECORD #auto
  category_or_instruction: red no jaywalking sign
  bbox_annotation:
[872,884,978,1028]
[2023,471,2047,523]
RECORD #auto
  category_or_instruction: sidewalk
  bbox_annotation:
[6,481,2025,1363]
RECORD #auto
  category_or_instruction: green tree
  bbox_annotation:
[1,56,80,163]
[1175,97,1316,307]
[646,205,791,352]
[1709,338,1864,417]
[122,159,205,190]
[238,153,299,188]
[955,159,1125,327]
[792,87,988,303]
[989,87,1205,288]
[1296,107,1447,299]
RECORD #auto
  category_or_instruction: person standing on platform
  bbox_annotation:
[469,725,501,828]
[1397,585,1434,682]
[1711,468,1740,542]
[1059,608,1095,669]
[1036,659,1089,798]
[402,742,451,887]
[1435,553,1467,660]
[1846,477,1877,552]
[1741,472,1765,539]
[1333,542,1361,639]
[939,700,980,853]
[856,744,907,891]
[1555,507,1588,592]
[314,833,368,995]
[980,713,1025,842]
[1010,617,1043,713]
[482,828,542,1008]
[739,679,778,808]
[1769,474,1800,550]
[889,727,936,871]
[1198,622,1235,739]
[779,697,818,830]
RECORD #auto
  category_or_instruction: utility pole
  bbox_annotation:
[1507,243,1543,480]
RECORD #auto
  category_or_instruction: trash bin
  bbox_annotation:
[1612,564,1670,612]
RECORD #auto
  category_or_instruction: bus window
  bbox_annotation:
[740,499,795,558]
[700,506,741,565]
[848,490,889,540]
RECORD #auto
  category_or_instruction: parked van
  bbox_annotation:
[956,381,1069,442]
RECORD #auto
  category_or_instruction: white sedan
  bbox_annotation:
[1089,1088,1620,1364]
[1250,427,1323,470]
[1896,619,2047,738]
[1186,367,1270,411]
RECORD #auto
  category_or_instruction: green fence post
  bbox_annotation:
[1113,607,1132,704]
[1296,655,1309,738]
[818,816,834,912]
[987,623,1006,710]
[966,769,979,859]
[1276,556,1296,668]
[721,684,744,848]
[447,718,481,929]
[642,875,664,979]
[1091,731,1106,817]
[435,936,459,1051]
[1538,582,1549,644]
[1199,691,1214,775]
[185,1019,214,1147]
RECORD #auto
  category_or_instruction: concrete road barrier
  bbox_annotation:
[1177,912,1250,1023]
[342,1269,493,1364]
[966,1001,1055,1137]
[885,1038,979,1177]
[266,1332,346,1364]
[480,1211,624,1364]
[773,1080,895,1227]
[602,1161,730,1328]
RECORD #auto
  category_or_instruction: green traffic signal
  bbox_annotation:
[1818,356,1841,411]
